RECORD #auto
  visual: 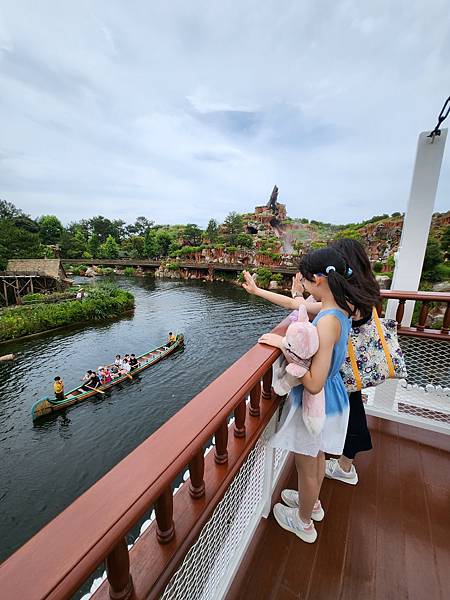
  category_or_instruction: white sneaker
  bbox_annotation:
[325,458,358,485]
[273,503,317,543]
[280,489,325,521]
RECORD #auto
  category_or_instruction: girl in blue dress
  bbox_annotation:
[257,247,375,543]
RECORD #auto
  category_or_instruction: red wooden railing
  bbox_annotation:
[0,290,449,600]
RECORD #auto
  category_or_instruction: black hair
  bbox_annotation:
[131,354,135,357]
[331,238,380,316]
[299,247,376,317]
[116,354,120,358]
[168,332,172,335]
[54,376,60,381]
[87,370,92,374]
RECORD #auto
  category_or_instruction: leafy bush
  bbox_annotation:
[124,267,135,276]
[272,273,283,283]
[373,261,383,273]
[256,267,273,288]
[0,284,134,341]
[167,263,179,271]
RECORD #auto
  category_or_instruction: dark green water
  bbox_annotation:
[0,277,286,564]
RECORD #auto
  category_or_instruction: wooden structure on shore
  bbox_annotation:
[0,259,71,306]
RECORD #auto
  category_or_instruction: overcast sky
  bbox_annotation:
[0,1,449,227]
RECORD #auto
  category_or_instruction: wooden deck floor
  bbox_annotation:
[226,417,450,600]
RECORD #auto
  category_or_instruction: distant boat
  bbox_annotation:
[31,335,184,421]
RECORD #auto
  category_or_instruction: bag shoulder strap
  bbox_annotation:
[372,308,395,378]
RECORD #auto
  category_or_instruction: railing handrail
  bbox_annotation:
[380,289,450,302]
[0,317,290,600]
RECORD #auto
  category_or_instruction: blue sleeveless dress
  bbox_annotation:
[270,309,352,457]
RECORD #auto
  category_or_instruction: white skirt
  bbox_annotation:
[270,386,349,457]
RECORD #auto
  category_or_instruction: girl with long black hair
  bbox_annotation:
[243,239,380,485]
[254,247,374,543]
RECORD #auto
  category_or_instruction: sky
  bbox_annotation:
[0,0,449,227]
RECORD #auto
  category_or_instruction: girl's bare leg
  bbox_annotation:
[295,452,325,523]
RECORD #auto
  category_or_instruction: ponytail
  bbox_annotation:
[299,247,376,317]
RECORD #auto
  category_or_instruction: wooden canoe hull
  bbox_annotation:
[31,335,184,421]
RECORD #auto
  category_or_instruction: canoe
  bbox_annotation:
[31,334,184,421]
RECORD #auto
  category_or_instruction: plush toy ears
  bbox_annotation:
[297,304,309,323]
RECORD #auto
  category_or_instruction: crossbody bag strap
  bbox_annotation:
[347,338,362,391]
[372,307,395,378]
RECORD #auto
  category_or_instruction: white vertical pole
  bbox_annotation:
[386,129,447,325]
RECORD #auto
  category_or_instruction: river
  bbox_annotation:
[0,277,286,564]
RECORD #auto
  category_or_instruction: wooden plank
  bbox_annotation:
[397,431,441,600]
[339,423,379,600]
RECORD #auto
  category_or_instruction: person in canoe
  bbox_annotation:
[114,355,122,367]
[119,359,131,376]
[129,354,139,370]
[81,370,101,391]
[167,332,177,346]
[53,376,65,400]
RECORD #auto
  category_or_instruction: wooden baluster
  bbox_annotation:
[262,366,272,400]
[417,301,430,331]
[396,299,406,325]
[155,487,175,544]
[214,421,228,464]
[234,398,246,438]
[249,382,261,417]
[188,450,205,498]
[106,537,134,600]
[442,302,450,335]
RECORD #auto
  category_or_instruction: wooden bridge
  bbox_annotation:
[62,258,299,275]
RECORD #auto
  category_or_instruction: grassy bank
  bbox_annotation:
[0,283,134,342]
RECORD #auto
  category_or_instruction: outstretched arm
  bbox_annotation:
[242,270,299,310]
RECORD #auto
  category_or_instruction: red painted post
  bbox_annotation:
[106,537,134,600]
[396,299,406,325]
[188,451,205,498]
[417,301,430,331]
[234,398,246,438]
[214,421,228,464]
[155,487,175,544]
[249,382,261,417]
[262,366,272,400]
[442,303,450,334]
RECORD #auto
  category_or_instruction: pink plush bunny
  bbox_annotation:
[272,305,325,435]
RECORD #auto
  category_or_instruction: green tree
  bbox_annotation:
[0,220,44,269]
[157,230,173,256]
[223,212,244,245]
[421,237,443,283]
[205,219,219,243]
[100,235,120,258]
[37,215,64,245]
[122,235,145,258]
[144,229,159,258]
[236,233,253,249]
[441,226,450,258]
[183,223,202,246]
[126,216,154,237]
[87,235,101,258]
[60,228,87,258]
[0,199,24,220]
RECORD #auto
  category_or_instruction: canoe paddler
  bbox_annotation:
[53,376,64,400]
[167,332,177,346]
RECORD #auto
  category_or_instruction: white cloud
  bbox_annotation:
[0,0,449,226]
